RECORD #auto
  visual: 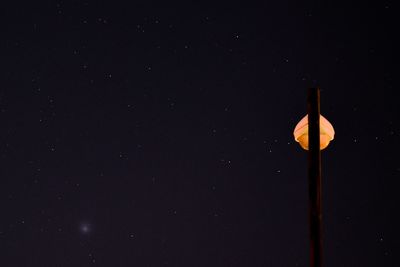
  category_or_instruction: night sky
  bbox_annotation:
[1,2,397,266]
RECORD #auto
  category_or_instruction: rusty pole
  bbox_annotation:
[307,88,323,267]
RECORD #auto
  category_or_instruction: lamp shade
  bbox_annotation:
[293,114,335,150]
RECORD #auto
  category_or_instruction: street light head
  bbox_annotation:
[293,114,335,150]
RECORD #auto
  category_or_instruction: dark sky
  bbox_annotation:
[1,2,397,266]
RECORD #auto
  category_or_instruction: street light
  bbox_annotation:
[293,114,335,150]
[293,88,334,267]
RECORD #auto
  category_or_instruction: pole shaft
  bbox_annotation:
[307,88,322,267]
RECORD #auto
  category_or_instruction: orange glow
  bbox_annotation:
[293,114,335,150]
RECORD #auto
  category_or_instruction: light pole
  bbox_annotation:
[293,88,335,267]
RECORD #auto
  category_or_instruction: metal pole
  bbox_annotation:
[307,88,322,267]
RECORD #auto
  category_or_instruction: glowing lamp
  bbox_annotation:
[293,114,335,150]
